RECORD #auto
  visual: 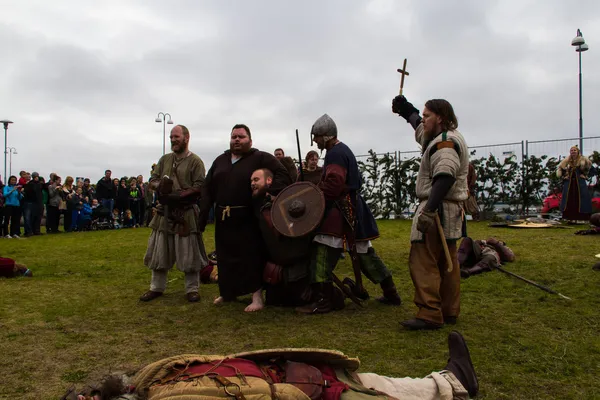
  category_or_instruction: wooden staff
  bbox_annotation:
[434,213,453,272]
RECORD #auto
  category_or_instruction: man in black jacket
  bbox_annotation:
[23,172,44,236]
[96,170,115,214]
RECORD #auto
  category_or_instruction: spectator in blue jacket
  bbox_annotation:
[3,176,23,238]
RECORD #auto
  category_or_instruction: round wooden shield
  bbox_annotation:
[271,181,325,238]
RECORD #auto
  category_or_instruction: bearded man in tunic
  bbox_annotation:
[140,125,209,303]
[296,114,402,315]
[392,96,469,330]
[199,124,292,312]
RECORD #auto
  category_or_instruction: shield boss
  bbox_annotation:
[271,181,325,237]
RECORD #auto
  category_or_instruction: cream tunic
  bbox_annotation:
[410,125,469,242]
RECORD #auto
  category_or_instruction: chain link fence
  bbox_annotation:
[356,135,598,165]
[526,136,600,160]
[353,135,598,219]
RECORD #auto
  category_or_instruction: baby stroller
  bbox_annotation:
[78,203,94,231]
[90,204,113,230]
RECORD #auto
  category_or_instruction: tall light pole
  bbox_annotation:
[0,120,13,182]
[155,112,173,155]
[571,29,589,153]
[6,147,17,178]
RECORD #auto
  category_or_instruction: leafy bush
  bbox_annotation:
[358,149,591,219]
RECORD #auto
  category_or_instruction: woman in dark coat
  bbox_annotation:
[557,146,592,221]
[116,178,129,216]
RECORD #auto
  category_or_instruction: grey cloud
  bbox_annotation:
[1,0,599,181]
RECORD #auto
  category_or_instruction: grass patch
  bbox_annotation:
[0,221,599,399]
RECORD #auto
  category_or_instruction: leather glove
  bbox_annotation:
[159,192,180,207]
[157,176,174,195]
[392,95,420,122]
[417,210,437,233]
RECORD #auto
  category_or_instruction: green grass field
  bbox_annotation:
[1,221,599,399]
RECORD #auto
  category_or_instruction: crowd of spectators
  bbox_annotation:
[0,149,321,239]
[0,169,154,238]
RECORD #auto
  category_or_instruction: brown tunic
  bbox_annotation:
[149,152,205,234]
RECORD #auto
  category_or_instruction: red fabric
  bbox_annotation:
[318,365,348,400]
[316,206,344,237]
[183,358,265,379]
[0,257,16,278]
[18,177,28,186]
[319,164,347,201]
[315,164,347,237]
[199,264,215,284]
[261,208,279,236]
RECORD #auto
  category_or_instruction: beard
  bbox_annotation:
[231,141,252,155]
[251,185,268,198]
[172,141,188,154]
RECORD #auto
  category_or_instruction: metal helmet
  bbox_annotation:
[310,114,337,145]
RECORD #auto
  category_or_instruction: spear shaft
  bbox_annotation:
[494,265,572,300]
[296,129,304,182]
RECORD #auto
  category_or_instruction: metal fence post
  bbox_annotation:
[521,140,526,214]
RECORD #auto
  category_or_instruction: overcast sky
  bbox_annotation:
[1,0,599,181]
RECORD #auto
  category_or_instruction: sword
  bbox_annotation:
[336,198,368,298]
[493,265,572,300]
[296,128,304,182]
[332,273,364,307]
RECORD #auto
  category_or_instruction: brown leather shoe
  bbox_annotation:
[186,292,200,302]
[139,290,163,302]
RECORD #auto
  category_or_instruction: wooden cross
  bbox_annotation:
[397,58,409,95]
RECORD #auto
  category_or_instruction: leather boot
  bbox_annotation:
[295,283,333,314]
[376,276,401,305]
[462,261,492,277]
[486,237,515,262]
[331,286,346,310]
[444,331,478,398]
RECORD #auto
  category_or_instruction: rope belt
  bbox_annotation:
[219,205,248,221]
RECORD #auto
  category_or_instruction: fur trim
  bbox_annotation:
[557,155,592,177]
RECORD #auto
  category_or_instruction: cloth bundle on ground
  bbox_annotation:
[458,237,515,278]
[200,251,218,284]
[60,337,478,400]
[0,257,32,278]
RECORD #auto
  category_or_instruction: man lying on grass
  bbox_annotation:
[62,331,478,400]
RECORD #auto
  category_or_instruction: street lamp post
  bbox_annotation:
[0,120,13,182]
[6,147,17,178]
[571,29,589,153]
[155,112,174,155]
